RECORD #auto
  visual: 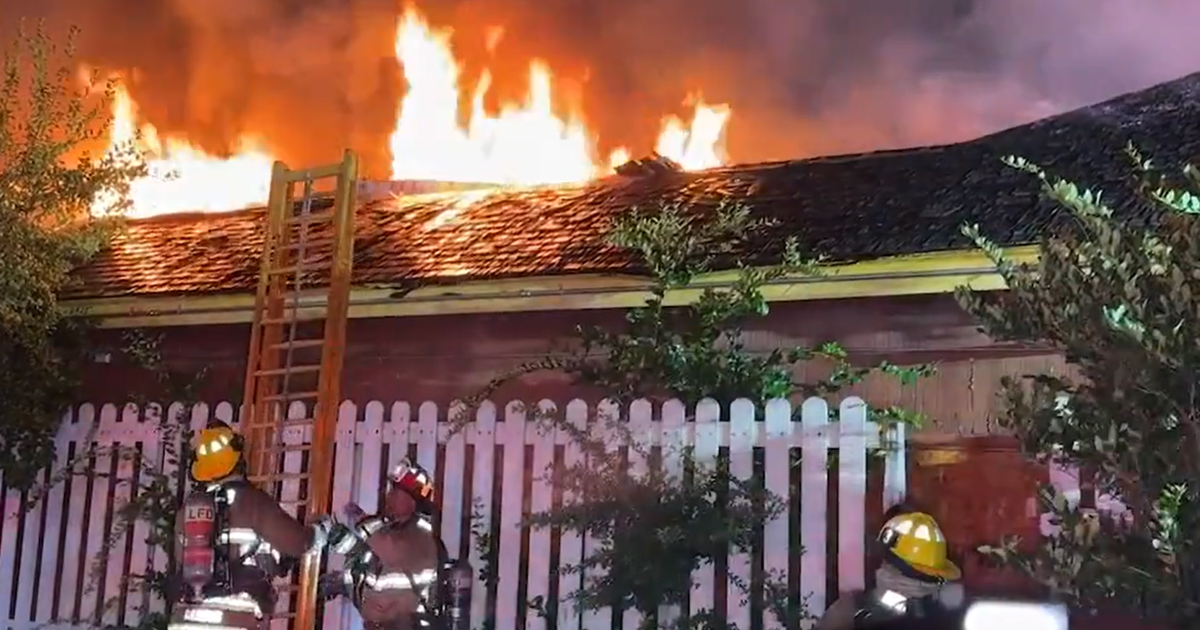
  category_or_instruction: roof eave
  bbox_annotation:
[63,245,1037,328]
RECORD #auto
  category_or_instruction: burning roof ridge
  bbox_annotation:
[123,205,267,224]
[114,70,1200,227]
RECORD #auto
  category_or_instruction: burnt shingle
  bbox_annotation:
[67,70,1200,300]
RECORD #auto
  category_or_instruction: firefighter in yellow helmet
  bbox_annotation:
[816,507,963,630]
[170,421,332,630]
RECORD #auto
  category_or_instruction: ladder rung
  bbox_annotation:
[285,163,343,181]
[278,301,327,316]
[243,419,316,435]
[286,210,336,225]
[242,417,313,432]
[271,287,328,300]
[261,314,326,325]
[264,442,312,453]
[262,391,320,402]
[283,238,336,251]
[268,259,329,276]
[268,339,325,350]
[248,471,311,482]
[254,365,321,377]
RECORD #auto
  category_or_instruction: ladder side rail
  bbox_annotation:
[246,160,297,482]
[294,150,359,630]
[311,148,358,510]
[244,160,292,482]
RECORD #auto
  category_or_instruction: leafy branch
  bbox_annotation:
[959,145,1200,625]
[32,330,207,630]
[458,199,929,628]
[0,22,145,490]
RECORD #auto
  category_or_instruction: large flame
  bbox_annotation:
[389,6,729,184]
[92,84,276,218]
[96,5,730,217]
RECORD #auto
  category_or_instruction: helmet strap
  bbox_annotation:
[881,549,945,585]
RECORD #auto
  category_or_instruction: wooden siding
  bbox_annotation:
[79,294,1065,436]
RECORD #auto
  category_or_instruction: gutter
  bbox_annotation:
[65,245,1037,328]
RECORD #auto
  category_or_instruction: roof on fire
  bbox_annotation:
[67,69,1200,304]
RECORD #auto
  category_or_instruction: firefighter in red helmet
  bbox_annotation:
[171,421,332,630]
[319,458,456,630]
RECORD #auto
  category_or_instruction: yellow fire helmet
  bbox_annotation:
[877,511,961,581]
[191,423,243,483]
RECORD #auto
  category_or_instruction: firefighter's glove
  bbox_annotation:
[310,515,334,551]
[317,571,350,601]
[328,522,358,555]
[341,501,366,525]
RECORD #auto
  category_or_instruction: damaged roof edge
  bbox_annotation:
[64,246,1038,328]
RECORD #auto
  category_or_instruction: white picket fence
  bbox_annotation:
[0,396,907,630]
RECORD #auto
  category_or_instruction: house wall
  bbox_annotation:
[79,292,1065,593]
[80,293,1062,435]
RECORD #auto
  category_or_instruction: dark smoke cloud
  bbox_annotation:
[1,0,1197,177]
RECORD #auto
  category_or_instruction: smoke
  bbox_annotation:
[1,0,1198,175]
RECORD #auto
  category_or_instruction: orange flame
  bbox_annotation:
[96,5,731,217]
[388,6,729,184]
[91,83,276,218]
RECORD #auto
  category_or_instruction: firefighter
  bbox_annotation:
[815,508,964,630]
[319,458,451,630]
[173,421,332,627]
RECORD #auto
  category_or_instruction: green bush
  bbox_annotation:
[958,146,1200,625]
[0,22,145,490]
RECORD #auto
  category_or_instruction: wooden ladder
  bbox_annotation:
[240,149,358,630]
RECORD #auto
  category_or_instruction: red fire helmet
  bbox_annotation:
[388,458,435,504]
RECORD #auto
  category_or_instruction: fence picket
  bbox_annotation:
[384,402,411,474]
[279,402,307,519]
[799,397,829,626]
[556,401,587,630]
[12,474,41,630]
[344,401,385,630]
[727,399,757,630]
[762,399,792,630]
[35,409,78,628]
[657,399,688,627]
[146,401,186,609]
[468,402,497,628]
[495,402,527,627]
[882,422,906,510]
[77,404,119,624]
[98,405,137,627]
[689,399,722,621]
[581,399,619,630]
[415,402,438,475]
[215,402,235,426]
[325,401,359,630]
[5,395,906,630]
[525,401,557,630]
[55,404,98,626]
[837,398,868,594]
[0,462,21,628]
[622,399,654,630]
[440,402,469,562]
[125,405,162,623]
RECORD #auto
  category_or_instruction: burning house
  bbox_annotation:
[71,69,1200,415]
[61,69,1200,584]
